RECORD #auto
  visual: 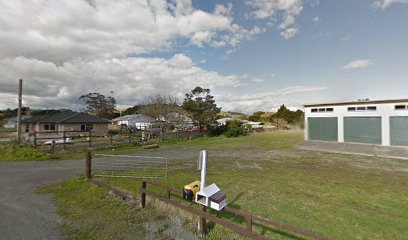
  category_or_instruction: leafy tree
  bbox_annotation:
[79,92,116,119]
[270,105,304,126]
[182,87,221,129]
[31,109,72,116]
[122,105,144,115]
[248,111,265,122]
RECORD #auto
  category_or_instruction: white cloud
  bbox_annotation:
[343,59,371,70]
[0,55,241,109]
[246,0,303,39]
[216,86,327,113]
[280,28,300,39]
[312,16,320,24]
[372,0,408,9]
[0,0,259,63]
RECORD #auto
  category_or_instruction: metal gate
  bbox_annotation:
[92,154,168,178]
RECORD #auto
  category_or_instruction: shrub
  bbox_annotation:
[224,120,246,138]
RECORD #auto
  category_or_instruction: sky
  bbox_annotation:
[0,0,407,114]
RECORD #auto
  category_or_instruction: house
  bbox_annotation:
[2,116,31,129]
[165,112,195,129]
[304,99,408,146]
[21,112,110,134]
[216,117,233,126]
[112,114,155,130]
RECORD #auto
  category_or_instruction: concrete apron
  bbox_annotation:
[296,140,408,160]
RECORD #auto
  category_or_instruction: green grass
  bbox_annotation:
[0,145,53,161]
[38,178,197,240]
[38,132,408,239]
[101,132,408,240]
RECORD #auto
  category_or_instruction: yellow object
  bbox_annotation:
[183,181,201,201]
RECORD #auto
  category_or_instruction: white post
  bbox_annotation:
[200,150,207,190]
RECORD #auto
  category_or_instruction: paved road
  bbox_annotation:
[0,160,83,240]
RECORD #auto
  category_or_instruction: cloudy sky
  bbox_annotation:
[0,0,407,114]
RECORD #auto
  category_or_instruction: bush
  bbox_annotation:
[224,120,246,138]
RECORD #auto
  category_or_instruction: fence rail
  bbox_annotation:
[140,180,328,240]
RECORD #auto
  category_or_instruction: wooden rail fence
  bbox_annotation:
[140,180,328,240]
[85,153,327,240]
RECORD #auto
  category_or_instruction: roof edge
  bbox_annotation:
[304,99,408,108]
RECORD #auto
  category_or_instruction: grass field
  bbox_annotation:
[41,132,408,239]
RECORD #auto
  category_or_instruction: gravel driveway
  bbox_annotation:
[0,160,83,240]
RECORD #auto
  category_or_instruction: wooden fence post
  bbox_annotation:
[51,140,55,153]
[198,205,207,235]
[141,180,146,208]
[86,151,92,179]
[246,216,253,231]
[33,132,37,148]
[63,131,66,150]
[88,130,92,148]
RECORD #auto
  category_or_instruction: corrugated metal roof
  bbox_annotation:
[112,114,155,123]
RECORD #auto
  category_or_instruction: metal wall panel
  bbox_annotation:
[344,117,381,144]
[308,117,338,141]
[390,117,408,146]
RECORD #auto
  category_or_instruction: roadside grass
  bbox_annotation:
[37,178,198,240]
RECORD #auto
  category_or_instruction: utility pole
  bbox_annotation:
[17,79,23,143]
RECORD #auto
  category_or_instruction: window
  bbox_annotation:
[395,105,406,110]
[43,124,55,131]
[348,107,356,111]
[311,107,334,113]
[367,106,377,111]
[357,106,366,111]
[81,123,93,131]
[25,124,29,133]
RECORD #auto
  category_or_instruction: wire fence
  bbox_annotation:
[92,153,168,178]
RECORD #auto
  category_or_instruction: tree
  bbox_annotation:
[79,92,116,119]
[270,105,304,127]
[248,111,265,122]
[139,94,182,130]
[182,87,221,129]
[122,104,144,115]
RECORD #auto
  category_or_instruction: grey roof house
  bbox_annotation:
[112,114,155,130]
[22,112,110,134]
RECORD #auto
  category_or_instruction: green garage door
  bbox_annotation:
[344,117,381,144]
[390,117,408,146]
[308,117,338,141]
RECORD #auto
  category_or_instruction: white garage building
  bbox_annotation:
[304,99,408,147]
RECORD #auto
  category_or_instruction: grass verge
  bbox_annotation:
[38,178,198,240]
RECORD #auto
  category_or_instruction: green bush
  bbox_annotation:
[0,145,52,161]
[224,120,246,138]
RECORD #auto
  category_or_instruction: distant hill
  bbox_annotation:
[219,111,247,120]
